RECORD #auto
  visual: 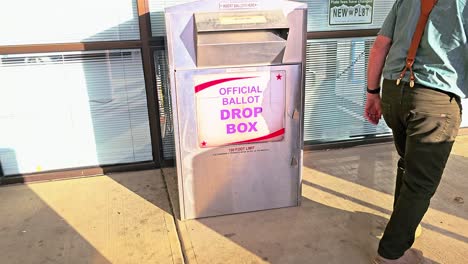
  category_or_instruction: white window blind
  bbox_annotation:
[304,38,391,143]
[0,0,140,46]
[0,50,152,176]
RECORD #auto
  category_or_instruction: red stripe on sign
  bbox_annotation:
[232,128,285,144]
[195,77,255,93]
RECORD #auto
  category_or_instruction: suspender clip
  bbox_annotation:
[396,0,438,89]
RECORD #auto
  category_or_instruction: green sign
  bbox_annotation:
[329,0,374,26]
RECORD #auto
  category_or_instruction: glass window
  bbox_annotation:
[0,50,152,176]
[299,0,396,32]
[149,0,396,36]
[149,0,195,37]
[304,38,391,143]
[0,0,140,46]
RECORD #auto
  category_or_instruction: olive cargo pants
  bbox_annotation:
[378,79,462,259]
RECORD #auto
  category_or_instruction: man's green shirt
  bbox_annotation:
[379,0,467,98]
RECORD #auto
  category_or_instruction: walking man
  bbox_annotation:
[365,0,467,263]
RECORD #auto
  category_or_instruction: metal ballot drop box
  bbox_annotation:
[165,0,307,220]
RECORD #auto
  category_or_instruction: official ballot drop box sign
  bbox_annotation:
[165,0,307,220]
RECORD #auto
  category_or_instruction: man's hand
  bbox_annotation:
[365,35,391,125]
[364,93,382,125]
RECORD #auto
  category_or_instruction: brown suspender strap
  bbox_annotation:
[396,0,438,87]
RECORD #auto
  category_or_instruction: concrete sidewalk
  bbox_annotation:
[0,136,467,264]
[165,136,468,264]
[0,171,183,264]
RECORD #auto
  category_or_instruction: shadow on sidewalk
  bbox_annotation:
[159,138,468,263]
[0,185,112,264]
[0,150,111,264]
[302,142,468,237]
[163,164,445,263]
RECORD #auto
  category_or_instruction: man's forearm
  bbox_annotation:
[367,35,392,90]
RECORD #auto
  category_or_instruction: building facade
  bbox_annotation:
[1,0,466,181]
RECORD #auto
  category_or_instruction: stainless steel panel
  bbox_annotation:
[175,65,302,219]
[196,30,287,67]
[165,0,307,70]
[197,30,286,45]
[165,0,307,220]
[194,10,288,32]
